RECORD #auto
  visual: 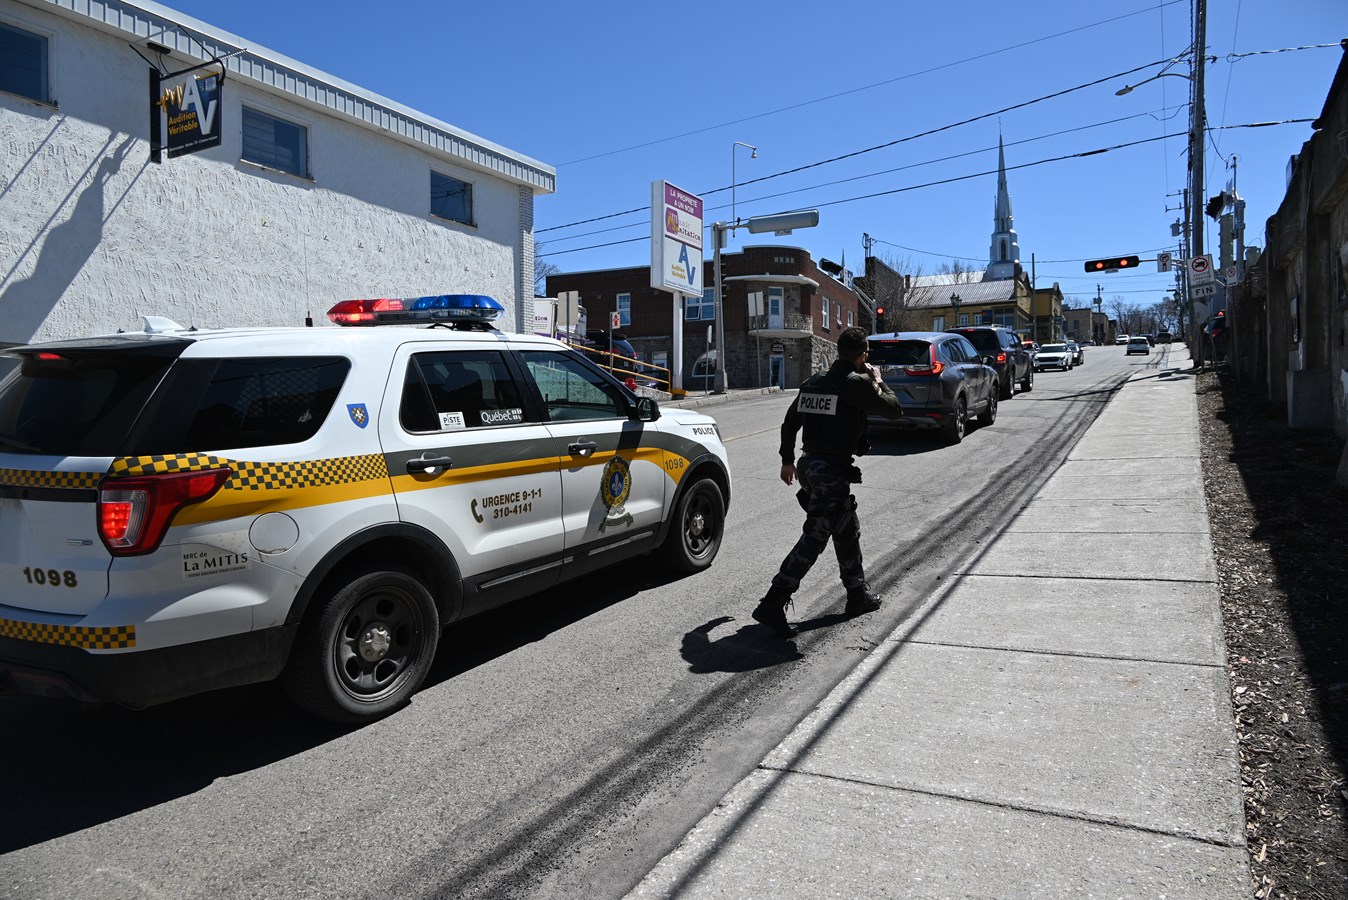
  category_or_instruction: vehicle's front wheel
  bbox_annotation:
[942,395,967,444]
[977,389,998,427]
[658,477,725,574]
[283,567,439,724]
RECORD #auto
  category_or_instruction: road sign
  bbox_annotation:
[1157,251,1172,273]
[1225,265,1239,284]
[1188,254,1214,285]
[1191,283,1217,298]
[611,311,621,329]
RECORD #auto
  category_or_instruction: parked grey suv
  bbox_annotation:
[945,326,1033,400]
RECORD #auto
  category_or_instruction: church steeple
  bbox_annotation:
[986,133,1021,281]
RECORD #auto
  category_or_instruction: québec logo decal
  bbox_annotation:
[347,403,369,428]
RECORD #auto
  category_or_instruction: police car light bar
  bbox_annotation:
[327,295,505,327]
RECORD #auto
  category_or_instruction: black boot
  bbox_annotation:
[845,587,882,616]
[752,589,798,638]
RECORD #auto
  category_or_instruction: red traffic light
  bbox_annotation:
[875,305,886,317]
[1084,255,1140,273]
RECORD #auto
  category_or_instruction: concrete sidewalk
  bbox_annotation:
[631,345,1250,899]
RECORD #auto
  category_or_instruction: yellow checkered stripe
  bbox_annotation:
[0,617,135,649]
[0,468,102,490]
[108,453,388,491]
[228,454,387,491]
[111,453,229,476]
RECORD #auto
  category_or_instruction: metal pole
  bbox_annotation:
[1190,0,1207,368]
[712,223,727,393]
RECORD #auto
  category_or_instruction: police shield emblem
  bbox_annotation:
[600,456,632,512]
[347,403,369,428]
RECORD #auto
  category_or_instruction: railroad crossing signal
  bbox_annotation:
[1084,255,1140,273]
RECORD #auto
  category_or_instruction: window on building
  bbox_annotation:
[617,293,631,326]
[958,314,969,326]
[431,171,473,225]
[847,310,854,328]
[242,107,309,178]
[685,288,715,321]
[931,315,945,331]
[821,297,830,331]
[767,286,784,318]
[0,22,48,103]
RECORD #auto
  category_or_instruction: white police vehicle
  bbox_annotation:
[0,296,730,723]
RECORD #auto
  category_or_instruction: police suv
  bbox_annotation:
[0,296,731,723]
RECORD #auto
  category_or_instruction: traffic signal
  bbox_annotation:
[1083,255,1140,273]
[875,305,885,317]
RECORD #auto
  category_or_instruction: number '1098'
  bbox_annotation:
[22,568,77,587]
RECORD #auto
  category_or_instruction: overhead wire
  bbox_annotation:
[554,0,1187,167]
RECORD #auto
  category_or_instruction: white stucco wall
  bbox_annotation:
[0,0,552,344]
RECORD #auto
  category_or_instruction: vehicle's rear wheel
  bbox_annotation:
[998,371,1013,400]
[977,389,998,427]
[942,395,967,445]
[658,477,725,574]
[1020,367,1033,392]
[282,567,439,724]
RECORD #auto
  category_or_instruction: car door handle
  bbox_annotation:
[407,453,453,474]
[568,439,598,457]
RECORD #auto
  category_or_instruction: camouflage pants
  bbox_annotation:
[770,454,864,597]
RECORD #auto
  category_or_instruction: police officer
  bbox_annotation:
[752,326,904,638]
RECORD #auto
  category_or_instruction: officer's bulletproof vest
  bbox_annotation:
[796,366,865,456]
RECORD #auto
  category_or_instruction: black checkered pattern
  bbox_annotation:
[227,454,388,491]
[1,618,136,649]
[110,453,229,476]
[0,467,102,490]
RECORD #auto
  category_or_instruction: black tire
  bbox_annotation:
[658,477,725,574]
[282,567,439,724]
[942,395,967,445]
[977,389,998,427]
[998,370,1013,401]
[1020,367,1033,392]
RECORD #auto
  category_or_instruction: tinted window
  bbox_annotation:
[954,337,980,360]
[430,171,473,225]
[0,21,47,102]
[0,347,180,456]
[940,340,967,364]
[242,107,309,177]
[955,330,999,353]
[400,350,525,432]
[518,350,626,422]
[868,340,931,366]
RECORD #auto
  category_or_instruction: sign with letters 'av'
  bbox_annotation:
[651,181,704,295]
[157,71,223,159]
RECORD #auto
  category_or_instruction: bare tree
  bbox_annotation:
[534,242,561,296]
[938,259,982,284]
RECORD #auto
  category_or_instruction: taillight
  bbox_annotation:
[98,468,232,556]
[903,344,945,377]
[996,352,1007,364]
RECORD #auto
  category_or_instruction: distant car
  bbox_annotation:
[1066,341,1084,366]
[1035,342,1072,371]
[1126,336,1151,355]
[1156,331,1173,344]
[1115,334,1130,345]
[1144,334,1156,346]
[867,332,998,444]
[945,325,1033,400]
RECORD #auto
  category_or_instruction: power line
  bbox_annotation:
[538,55,1179,236]
[555,0,1186,167]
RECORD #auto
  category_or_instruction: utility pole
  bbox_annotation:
[1190,0,1208,368]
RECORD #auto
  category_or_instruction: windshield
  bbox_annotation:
[1041,344,1067,352]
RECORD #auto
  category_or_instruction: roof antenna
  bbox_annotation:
[305,310,314,327]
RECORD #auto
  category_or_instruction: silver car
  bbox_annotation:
[867,332,998,445]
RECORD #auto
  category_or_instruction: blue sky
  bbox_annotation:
[162,0,1343,312]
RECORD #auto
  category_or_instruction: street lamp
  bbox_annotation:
[731,141,757,234]
[950,292,962,326]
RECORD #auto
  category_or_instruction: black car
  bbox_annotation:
[867,332,998,445]
[945,325,1033,400]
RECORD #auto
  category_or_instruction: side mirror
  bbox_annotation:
[635,396,660,422]
[981,355,997,367]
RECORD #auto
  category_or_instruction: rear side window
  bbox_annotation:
[131,356,350,453]
[0,348,180,456]
[868,340,932,366]
[400,350,526,432]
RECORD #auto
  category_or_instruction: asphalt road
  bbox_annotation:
[0,343,1170,900]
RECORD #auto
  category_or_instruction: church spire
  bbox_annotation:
[986,132,1021,280]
